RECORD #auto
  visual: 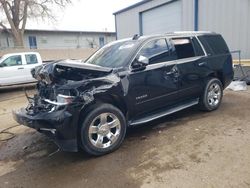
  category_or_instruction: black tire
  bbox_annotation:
[79,103,127,156]
[199,78,223,111]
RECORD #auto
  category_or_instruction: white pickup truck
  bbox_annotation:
[0,52,44,86]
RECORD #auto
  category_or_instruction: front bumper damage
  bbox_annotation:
[13,104,81,152]
[12,61,120,152]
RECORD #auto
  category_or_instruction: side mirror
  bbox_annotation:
[131,55,149,71]
[137,55,149,66]
[0,63,6,67]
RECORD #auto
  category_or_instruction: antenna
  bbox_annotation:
[132,34,140,40]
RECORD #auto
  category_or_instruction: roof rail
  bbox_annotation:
[167,31,214,35]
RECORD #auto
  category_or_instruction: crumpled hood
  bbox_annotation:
[56,60,112,73]
[31,59,113,84]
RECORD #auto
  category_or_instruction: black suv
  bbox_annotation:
[13,32,233,156]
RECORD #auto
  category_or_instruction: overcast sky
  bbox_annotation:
[25,0,141,32]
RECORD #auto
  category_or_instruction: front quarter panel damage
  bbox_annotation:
[73,74,122,110]
[14,61,124,152]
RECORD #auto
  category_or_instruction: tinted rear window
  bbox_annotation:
[198,35,229,55]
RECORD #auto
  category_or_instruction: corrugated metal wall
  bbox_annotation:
[182,0,195,31]
[141,1,182,34]
[115,0,250,58]
[115,0,177,39]
[198,0,250,58]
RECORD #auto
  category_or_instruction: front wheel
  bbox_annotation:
[80,103,127,156]
[199,78,223,111]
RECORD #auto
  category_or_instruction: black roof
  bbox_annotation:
[113,0,153,15]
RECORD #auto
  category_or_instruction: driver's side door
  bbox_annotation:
[128,38,180,118]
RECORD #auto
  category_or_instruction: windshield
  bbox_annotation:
[85,40,138,68]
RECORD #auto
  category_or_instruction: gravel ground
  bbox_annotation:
[0,87,250,188]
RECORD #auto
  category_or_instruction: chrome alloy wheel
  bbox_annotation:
[88,113,121,149]
[207,83,222,107]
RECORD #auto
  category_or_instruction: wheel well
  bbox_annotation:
[76,95,128,148]
[78,95,127,121]
[95,95,128,116]
[208,72,224,87]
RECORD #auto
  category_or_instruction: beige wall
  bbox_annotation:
[0,48,97,61]
[233,60,250,66]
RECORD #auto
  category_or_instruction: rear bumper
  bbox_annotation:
[12,107,79,152]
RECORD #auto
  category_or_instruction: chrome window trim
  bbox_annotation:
[129,56,205,73]
[195,36,208,56]
[129,35,207,72]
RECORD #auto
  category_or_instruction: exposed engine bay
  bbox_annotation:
[26,60,116,115]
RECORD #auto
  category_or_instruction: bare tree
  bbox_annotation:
[0,0,71,48]
[86,37,97,48]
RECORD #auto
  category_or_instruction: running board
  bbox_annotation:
[129,98,199,126]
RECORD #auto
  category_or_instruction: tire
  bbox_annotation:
[79,103,127,156]
[199,78,223,111]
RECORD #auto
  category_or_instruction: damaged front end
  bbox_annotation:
[13,60,119,152]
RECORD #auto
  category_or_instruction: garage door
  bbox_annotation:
[141,0,182,35]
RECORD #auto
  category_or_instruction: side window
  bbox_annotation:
[171,38,195,59]
[197,36,213,55]
[138,39,170,64]
[199,35,229,55]
[2,55,22,66]
[25,54,38,64]
[191,38,205,56]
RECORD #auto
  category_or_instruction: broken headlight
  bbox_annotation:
[56,94,75,105]
[44,94,75,106]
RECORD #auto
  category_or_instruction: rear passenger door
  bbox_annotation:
[169,37,207,99]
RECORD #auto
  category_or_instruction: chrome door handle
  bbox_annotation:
[18,67,24,70]
[165,71,174,75]
[165,70,179,77]
[198,62,207,67]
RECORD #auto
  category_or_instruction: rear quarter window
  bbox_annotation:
[198,35,229,55]
[25,54,38,64]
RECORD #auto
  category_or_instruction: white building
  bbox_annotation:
[114,0,250,58]
[0,29,116,50]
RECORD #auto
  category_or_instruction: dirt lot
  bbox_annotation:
[0,87,250,188]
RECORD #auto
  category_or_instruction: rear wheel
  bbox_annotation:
[80,103,126,156]
[199,78,223,111]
